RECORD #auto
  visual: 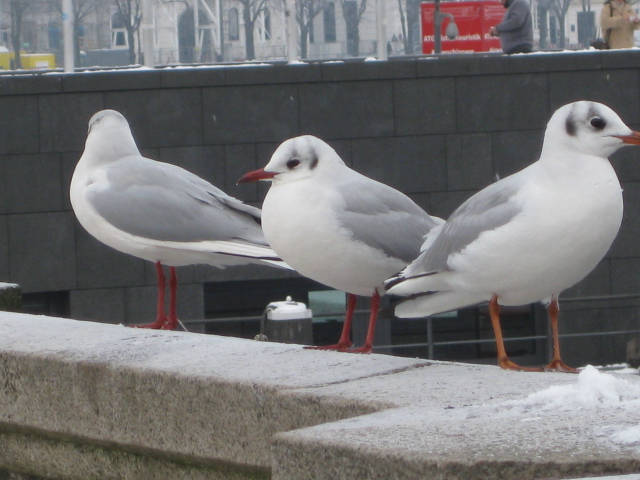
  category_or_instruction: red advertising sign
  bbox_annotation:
[421,1,504,54]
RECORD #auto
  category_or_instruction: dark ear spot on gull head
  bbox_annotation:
[309,152,319,170]
[300,135,320,170]
[565,113,576,137]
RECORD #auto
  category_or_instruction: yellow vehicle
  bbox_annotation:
[0,48,55,70]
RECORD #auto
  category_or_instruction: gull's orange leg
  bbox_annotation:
[347,290,380,354]
[544,297,577,373]
[490,295,542,371]
[161,267,179,330]
[132,262,170,329]
[305,293,356,351]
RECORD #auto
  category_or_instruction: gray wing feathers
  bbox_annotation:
[404,177,523,276]
[337,179,442,263]
[89,156,267,244]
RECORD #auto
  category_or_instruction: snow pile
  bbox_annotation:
[511,366,640,411]
[500,366,640,448]
[611,425,640,445]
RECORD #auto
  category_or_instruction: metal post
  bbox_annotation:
[434,0,441,54]
[62,0,74,72]
[173,2,179,63]
[286,0,297,63]
[219,0,225,61]
[376,0,387,59]
[142,0,154,67]
[194,0,200,61]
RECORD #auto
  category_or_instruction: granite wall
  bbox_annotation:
[1,50,639,365]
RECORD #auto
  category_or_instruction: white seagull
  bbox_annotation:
[238,135,443,353]
[386,101,640,372]
[70,109,287,330]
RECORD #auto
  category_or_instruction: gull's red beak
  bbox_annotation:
[237,168,278,184]
[614,130,640,145]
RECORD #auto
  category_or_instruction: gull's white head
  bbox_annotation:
[237,135,345,185]
[543,101,640,159]
[87,109,128,133]
[83,109,140,162]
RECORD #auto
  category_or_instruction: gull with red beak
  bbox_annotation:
[239,135,443,353]
[386,101,640,372]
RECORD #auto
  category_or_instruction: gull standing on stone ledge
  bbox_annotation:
[386,101,640,372]
[238,135,443,353]
[71,109,287,330]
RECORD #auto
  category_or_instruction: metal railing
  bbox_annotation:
[176,292,640,361]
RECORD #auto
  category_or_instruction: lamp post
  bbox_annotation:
[286,0,297,63]
[376,0,387,60]
[62,0,74,72]
[433,0,458,54]
[142,0,154,67]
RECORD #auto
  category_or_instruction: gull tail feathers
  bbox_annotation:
[392,290,487,319]
[202,240,293,269]
[384,271,439,296]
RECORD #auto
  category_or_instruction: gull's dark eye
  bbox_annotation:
[590,116,606,130]
[286,159,301,169]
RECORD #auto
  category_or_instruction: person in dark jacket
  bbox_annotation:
[489,0,534,54]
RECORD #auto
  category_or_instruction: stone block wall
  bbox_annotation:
[0,50,639,365]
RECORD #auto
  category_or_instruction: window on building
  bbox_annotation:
[48,22,61,51]
[389,304,544,365]
[113,31,126,47]
[536,6,548,34]
[228,8,239,41]
[111,12,128,48]
[550,15,557,44]
[324,2,337,43]
[264,8,271,40]
[307,289,347,345]
[344,0,358,54]
[22,291,70,318]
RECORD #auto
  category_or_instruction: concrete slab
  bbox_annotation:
[0,312,639,479]
[0,312,418,478]
[274,364,640,479]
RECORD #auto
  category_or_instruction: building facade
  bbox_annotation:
[0,0,622,68]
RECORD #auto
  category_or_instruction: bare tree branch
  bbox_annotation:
[114,0,143,64]
[8,0,33,69]
[236,0,270,59]
[338,0,367,55]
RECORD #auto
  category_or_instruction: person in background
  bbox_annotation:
[489,0,534,54]
[600,0,640,49]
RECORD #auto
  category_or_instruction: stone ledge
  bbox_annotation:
[0,312,639,480]
[0,313,416,479]
[272,363,640,479]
